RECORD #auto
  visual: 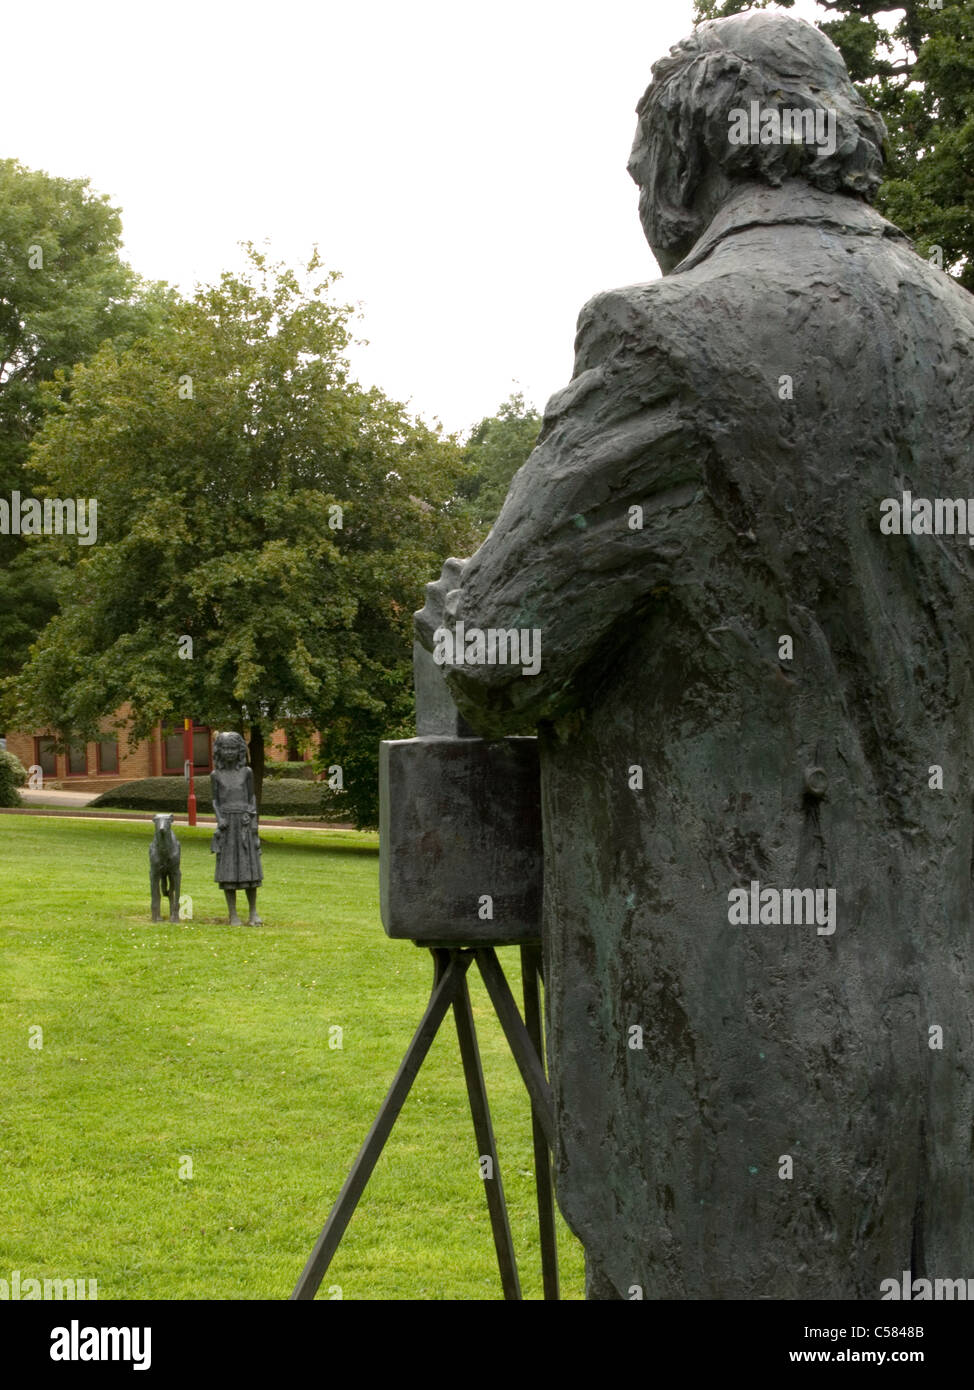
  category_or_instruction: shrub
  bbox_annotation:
[0,749,28,807]
[263,761,316,781]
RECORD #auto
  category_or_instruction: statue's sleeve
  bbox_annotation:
[416,286,702,736]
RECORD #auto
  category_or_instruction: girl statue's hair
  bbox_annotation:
[213,731,249,768]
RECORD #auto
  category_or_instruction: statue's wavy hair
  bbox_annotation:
[629,15,888,256]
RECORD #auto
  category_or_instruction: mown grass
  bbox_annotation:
[0,817,584,1300]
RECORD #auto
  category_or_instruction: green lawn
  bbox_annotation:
[0,816,584,1300]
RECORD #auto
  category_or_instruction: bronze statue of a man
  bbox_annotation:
[416,13,974,1298]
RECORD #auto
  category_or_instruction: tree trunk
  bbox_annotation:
[249,723,265,811]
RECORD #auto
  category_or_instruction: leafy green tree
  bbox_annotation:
[457,391,541,535]
[693,1,974,289]
[3,246,478,825]
[0,158,170,679]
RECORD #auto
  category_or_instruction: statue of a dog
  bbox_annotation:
[149,813,182,923]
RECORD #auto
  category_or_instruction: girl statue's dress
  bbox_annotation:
[210,732,263,925]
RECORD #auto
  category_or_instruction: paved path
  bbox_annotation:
[20,787,97,807]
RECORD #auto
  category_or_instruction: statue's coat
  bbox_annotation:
[418,177,974,1298]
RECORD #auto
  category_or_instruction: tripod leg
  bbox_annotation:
[475,948,555,1147]
[291,949,468,1299]
[521,942,559,1300]
[453,970,522,1301]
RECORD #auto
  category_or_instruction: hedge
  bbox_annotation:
[263,761,316,781]
[89,776,345,819]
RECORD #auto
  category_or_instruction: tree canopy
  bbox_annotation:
[2,246,478,824]
[0,158,169,678]
[457,391,541,536]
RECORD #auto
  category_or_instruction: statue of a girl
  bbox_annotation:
[210,731,263,925]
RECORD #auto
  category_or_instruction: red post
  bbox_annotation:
[184,718,197,826]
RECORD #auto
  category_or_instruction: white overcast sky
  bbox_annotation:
[6,0,823,435]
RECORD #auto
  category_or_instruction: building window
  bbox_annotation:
[163,723,212,775]
[163,731,184,775]
[36,737,57,777]
[67,741,87,776]
[97,739,119,774]
[192,727,211,769]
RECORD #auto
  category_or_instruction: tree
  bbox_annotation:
[457,391,542,535]
[2,246,478,825]
[693,1,974,289]
[0,158,170,680]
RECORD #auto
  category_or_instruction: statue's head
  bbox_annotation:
[629,12,887,271]
[213,731,249,770]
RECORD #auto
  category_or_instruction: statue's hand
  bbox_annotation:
[414,556,467,650]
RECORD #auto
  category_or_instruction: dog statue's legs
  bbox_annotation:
[224,889,243,926]
[150,871,161,924]
[169,868,181,923]
[245,888,262,926]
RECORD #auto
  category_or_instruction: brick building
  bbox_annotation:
[3,709,312,794]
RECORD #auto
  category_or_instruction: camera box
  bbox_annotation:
[379,735,542,944]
